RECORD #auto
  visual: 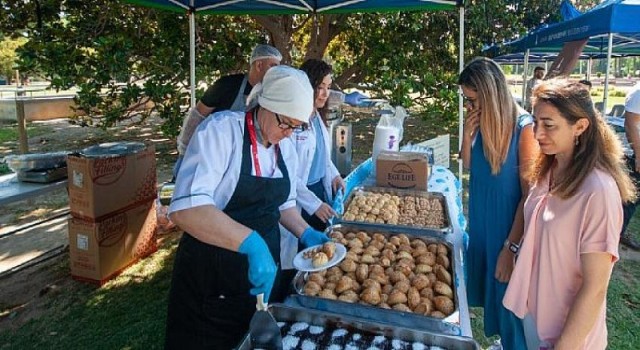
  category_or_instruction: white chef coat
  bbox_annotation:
[169,110,298,215]
[279,111,341,269]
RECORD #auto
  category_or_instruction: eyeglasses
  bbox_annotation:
[462,95,477,108]
[275,113,307,132]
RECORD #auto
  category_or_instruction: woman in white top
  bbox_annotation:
[296,59,345,230]
[165,66,330,349]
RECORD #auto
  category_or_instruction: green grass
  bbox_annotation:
[0,240,177,349]
[0,124,51,144]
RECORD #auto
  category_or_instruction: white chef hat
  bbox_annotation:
[249,44,283,65]
[247,66,313,123]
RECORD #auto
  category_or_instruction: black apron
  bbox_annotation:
[301,180,329,231]
[165,111,290,350]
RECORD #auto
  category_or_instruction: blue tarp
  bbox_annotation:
[126,0,459,14]
[491,0,640,57]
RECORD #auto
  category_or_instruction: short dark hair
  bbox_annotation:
[579,79,592,88]
[534,66,545,72]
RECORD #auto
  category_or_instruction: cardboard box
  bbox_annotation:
[68,200,158,285]
[68,145,157,221]
[376,151,430,191]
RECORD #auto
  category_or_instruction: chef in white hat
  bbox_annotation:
[165,66,331,349]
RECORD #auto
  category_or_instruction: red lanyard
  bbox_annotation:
[246,111,278,177]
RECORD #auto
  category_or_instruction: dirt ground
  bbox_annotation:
[1,109,639,333]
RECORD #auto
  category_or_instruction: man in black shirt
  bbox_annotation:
[176,44,282,156]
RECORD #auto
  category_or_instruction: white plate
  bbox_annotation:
[292,243,347,272]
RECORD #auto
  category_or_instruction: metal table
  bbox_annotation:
[0,173,68,207]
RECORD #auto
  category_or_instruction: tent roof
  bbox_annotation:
[491,0,640,56]
[126,0,459,15]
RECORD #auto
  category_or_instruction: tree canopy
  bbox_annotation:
[0,0,599,136]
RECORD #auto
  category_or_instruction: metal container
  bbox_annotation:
[4,151,69,172]
[291,223,463,336]
[237,304,479,349]
[340,186,452,233]
[17,167,68,183]
[80,142,146,158]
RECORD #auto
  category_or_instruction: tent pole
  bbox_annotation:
[521,49,530,110]
[587,57,592,80]
[189,8,196,108]
[458,5,465,181]
[603,33,613,115]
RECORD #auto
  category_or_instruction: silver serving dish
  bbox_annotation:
[4,151,69,172]
[237,304,479,349]
[340,186,453,233]
[292,223,463,336]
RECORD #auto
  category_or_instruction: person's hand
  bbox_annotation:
[331,176,345,194]
[635,158,640,173]
[314,203,337,223]
[344,91,369,106]
[238,231,277,302]
[300,227,330,248]
[464,107,480,141]
[494,248,515,283]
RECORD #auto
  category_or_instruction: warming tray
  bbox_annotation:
[340,186,453,233]
[291,223,463,336]
[237,303,479,350]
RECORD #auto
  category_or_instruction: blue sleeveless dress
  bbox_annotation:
[467,114,532,350]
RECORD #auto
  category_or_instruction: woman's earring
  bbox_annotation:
[575,135,579,146]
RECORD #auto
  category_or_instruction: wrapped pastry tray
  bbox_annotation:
[4,151,69,173]
[237,303,479,349]
[340,186,452,233]
[292,224,462,336]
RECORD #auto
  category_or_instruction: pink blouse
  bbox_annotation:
[503,168,621,349]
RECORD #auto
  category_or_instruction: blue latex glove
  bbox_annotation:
[300,227,330,248]
[238,231,277,302]
[344,91,369,106]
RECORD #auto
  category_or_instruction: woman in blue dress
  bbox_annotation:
[459,57,538,349]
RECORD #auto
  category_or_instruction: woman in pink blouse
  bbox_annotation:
[503,79,636,349]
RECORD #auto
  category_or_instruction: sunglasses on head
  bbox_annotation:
[274,113,307,132]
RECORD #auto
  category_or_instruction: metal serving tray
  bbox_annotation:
[291,223,462,336]
[340,186,453,233]
[237,304,479,349]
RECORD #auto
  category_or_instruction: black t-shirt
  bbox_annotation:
[199,73,253,112]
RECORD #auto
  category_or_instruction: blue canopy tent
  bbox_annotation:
[125,0,468,179]
[489,0,640,113]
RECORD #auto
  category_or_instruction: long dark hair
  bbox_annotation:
[529,79,635,202]
[300,59,332,124]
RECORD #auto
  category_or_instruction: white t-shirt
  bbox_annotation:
[625,83,640,114]
[169,110,298,214]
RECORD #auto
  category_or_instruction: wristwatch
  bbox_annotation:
[504,239,520,254]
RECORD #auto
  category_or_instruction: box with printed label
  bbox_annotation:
[68,200,158,284]
[67,144,156,221]
[376,151,430,191]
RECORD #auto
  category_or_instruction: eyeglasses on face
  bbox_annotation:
[274,113,307,132]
